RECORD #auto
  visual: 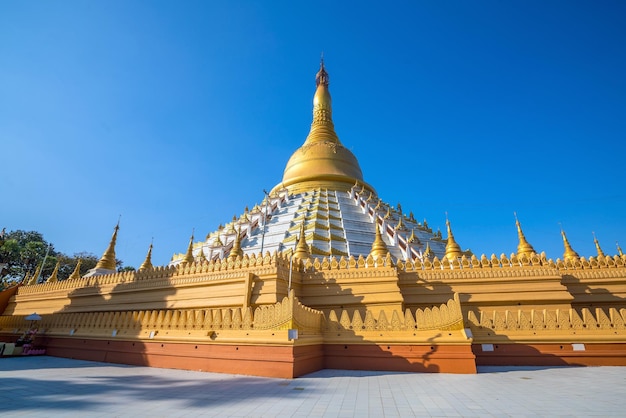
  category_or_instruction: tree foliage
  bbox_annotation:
[0,229,129,290]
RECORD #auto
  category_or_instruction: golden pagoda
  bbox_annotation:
[1,61,626,378]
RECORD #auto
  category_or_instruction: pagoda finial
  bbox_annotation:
[617,242,624,257]
[182,230,195,265]
[46,260,60,283]
[228,228,243,261]
[369,224,390,258]
[444,216,463,262]
[68,259,82,280]
[94,221,120,271]
[395,216,406,231]
[407,229,418,244]
[515,213,536,257]
[293,222,310,260]
[21,270,31,285]
[197,247,207,264]
[561,228,580,261]
[139,241,154,271]
[316,55,329,87]
[423,242,433,259]
[28,263,42,285]
[593,232,605,257]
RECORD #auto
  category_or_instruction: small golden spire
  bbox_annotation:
[227,228,243,260]
[293,222,310,260]
[197,247,207,263]
[138,243,154,271]
[212,234,224,247]
[28,263,42,285]
[369,224,389,258]
[95,222,120,271]
[617,242,624,257]
[182,232,195,265]
[68,259,82,280]
[561,229,580,261]
[46,260,60,283]
[423,242,433,259]
[444,217,463,262]
[407,229,420,244]
[21,270,31,285]
[395,216,406,231]
[409,211,415,222]
[515,213,536,257]
[384,207,392,219]
[593,232,605,257]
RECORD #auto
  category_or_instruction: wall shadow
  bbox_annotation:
[1,357,325,414]
[562,273,626,315]
[39,271,177,368]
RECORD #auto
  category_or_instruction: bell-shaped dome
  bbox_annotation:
[275,60,373,194]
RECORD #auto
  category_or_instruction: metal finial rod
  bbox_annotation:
[260,189,271,255]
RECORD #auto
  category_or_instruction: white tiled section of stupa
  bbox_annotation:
[169,185,447,266]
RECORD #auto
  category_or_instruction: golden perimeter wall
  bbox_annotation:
[2,251,626,376]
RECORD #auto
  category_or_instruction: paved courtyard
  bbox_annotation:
[1,356,625,417]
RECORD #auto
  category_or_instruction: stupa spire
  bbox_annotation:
[197,247,208,264]
[293,222,310,260]
[444,216,463,262]
[139,242,154,271]
[228,228,243,261]
[46,260,60,283]
[369,224,390,258]
[423,242,433,259]
[94,221,120,271]
[515,213,536,257]
[276,59,369,194]
[593,232,605,258]
[561,229,579,261]
[182,231,195,265]
[68,259,82,280]
[306,57,337,144]
[28,263,42,285]
[617,242,624,257]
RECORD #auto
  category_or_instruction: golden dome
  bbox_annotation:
[274,60,373,195]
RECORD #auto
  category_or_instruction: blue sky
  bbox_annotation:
[2,1,625,268]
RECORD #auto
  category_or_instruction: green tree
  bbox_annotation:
[57,252,100,279]
[0,229,130,290]
[0,230,58,285]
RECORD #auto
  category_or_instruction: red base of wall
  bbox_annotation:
[43,337,324,378]
[26,338,626,377]
[324,344,477,374]
[41,337,478,377]
[473,343,626,367]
